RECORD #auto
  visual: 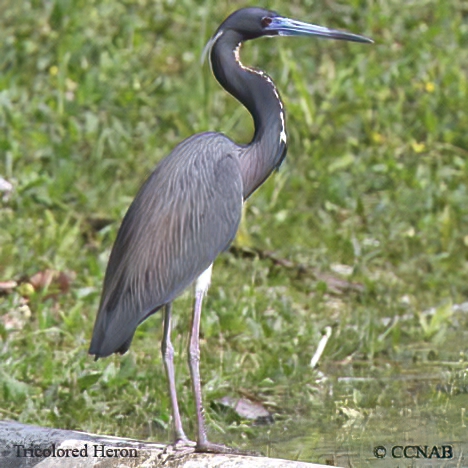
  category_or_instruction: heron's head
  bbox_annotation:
[216,7,373,44]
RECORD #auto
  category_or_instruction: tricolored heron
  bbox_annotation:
[89,7,372,453]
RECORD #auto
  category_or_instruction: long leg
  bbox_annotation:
[188,266,257,455]
[188,266,211,449]
[161,303,190,444]
[188,265,234,453]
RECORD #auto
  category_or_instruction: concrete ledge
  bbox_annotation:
[0,421,334,468]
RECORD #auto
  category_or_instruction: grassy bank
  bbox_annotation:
[1,0,468,462]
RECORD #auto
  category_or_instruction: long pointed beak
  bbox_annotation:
[265,17,373,44]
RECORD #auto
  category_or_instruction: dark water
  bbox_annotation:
[246,363,468,467]
[231,308,468,467]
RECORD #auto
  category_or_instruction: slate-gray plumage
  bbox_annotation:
[89,7,372,453]
[90,135,242,357]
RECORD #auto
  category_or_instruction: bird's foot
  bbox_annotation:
[174,437,196,450]
[195,441,259,456]
[160,437,196,459]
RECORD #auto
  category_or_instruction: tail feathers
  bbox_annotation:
[88,311,138,358]
[89,329,136,359]
[89,304,163,358]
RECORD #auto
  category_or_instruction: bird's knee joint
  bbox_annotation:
[188,349,200,365]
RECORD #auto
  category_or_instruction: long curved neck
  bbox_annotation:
[210,30,287,199]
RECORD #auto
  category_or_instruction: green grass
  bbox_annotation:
[1,0,468,463]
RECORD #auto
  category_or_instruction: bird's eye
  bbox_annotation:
[261,17,272,28]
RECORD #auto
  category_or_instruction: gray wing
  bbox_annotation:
[89,133,243,357]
